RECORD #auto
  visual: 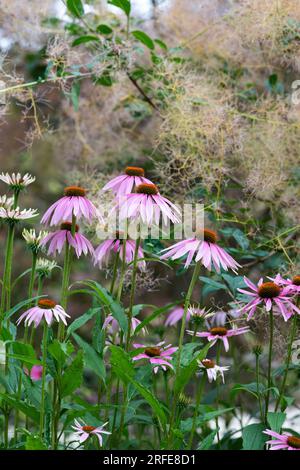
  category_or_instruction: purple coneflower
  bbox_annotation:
[94,234,145,270]
[133,341,178,373]
[268,273,300,295]
[17,298,70,327]
[160,229,240,272]
[41,222,94,258]
[117,183,181,225]
[72,420,111,446]
[103,166,153,195]
[41,186,99,226]
[198,359,229,383]
[187,325,250,352]
[238,276,300,322]
[263,429,300,450]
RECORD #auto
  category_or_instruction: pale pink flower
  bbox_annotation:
[187,325,250,352]
[103,166,153,195]
[117,183,181,226]
[41,186,99,226]
[263,429,300,450]
[24,366,43,382]
[160,229,240,272]
[268,273,300,295]
[41,222,94,258]
[71,419,111,446]
[165,305,210,326]
[198,359,229,383]
[238,276,300,322]
[103,314,146,336]
[94,235,145,270]
[0,206,38,221]
[17,299,70,327]
[133,341,178,373]
[24,365,43,381]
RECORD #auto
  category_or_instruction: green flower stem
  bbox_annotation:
[275,312,298,412]
[126,236,140,351]
[0,223,15,324]
[265,310,274,423]
[255,353,264,422]
[15,249,38,440]
[23,252,37,343]
[39,321,48,438]
[58,214,76,341]
[188,372,206,449]
[215,342,221,446]
[168,262,201,445]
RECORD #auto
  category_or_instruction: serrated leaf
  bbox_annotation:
[0,393,40,423]
[66,307,98,338]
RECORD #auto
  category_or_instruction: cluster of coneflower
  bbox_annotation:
[0,168,299,450]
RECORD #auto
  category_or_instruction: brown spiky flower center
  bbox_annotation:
[38,299,56,309]
[60,222,79,232]
[204,229,217,244]
[82,425,96,433]
[287,436,300,449]
[64,186,86,197]
[145,347,161,357]
[258,282,281,299]
[210,327,227,336]
[202,359,215,369]
[196,229,217,243]
[125,166,145,177]
[136,183,158,195]
[292,275,300,286]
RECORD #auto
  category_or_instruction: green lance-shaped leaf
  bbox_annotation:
[73,333,106,381]
[72,35,99,47]
[0,393,40,424]
[60,350,84,398]
[73,280,128,333]
[66,0,84,18]
[131,30,155,50]
[242,423,268,450]
[173,343,211,395]
[108,0,131,17]
[110,346,167,430]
